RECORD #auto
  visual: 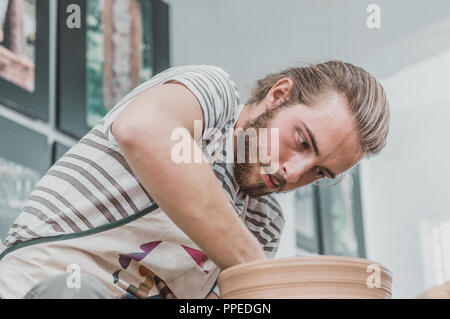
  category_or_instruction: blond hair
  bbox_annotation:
[248,61,390,157]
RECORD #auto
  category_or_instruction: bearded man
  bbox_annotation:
[0,61,389,299]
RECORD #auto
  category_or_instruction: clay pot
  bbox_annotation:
[217,256,392,299]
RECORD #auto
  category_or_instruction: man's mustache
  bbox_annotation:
[260,165,286,188]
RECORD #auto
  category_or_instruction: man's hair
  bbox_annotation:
[247,60,390,157]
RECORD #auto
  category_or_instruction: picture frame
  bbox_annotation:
[57,0,170,139]
[0,115,50,240]
[0,0,50,121]
[52,142,70,162]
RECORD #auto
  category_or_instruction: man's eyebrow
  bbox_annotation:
[303,122,337,179]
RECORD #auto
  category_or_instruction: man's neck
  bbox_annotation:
[233,102,265,130]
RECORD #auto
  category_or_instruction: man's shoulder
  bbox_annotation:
[154,64,240,107]
[156,64,234,82]
[163,64,230,74]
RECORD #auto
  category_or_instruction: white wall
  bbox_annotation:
[360,49,450,298]
[165,0,450,100]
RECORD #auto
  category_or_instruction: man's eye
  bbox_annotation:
[297,131,309,150]
[315,167,325,178]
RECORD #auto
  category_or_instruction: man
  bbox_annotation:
[0,61,389,299]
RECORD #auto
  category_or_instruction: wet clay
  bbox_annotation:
[218,256,393,299]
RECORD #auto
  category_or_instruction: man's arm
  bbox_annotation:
[112,82,266,270]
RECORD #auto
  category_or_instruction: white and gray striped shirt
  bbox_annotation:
[3,65,285,258]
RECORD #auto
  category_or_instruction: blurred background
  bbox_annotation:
[0,0,449,298]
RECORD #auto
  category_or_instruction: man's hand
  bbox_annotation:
[206,292,220,299]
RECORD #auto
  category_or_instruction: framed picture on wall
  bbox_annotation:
[0,115,50,241]
[0,0,50,120]
[52,142,70,162]
[57,0,170,139]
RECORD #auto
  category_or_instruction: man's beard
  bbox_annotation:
[233,101,290,197]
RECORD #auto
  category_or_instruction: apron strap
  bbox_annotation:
[241,194,249,222]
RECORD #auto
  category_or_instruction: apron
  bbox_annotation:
[0,132,249,299]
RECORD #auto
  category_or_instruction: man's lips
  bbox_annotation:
[263,174,278,189]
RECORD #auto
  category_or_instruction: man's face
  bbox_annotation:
[233,91,363,197]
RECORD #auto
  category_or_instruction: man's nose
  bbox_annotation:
[281,156,314,184]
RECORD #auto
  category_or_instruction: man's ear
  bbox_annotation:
[265,78,294,110]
